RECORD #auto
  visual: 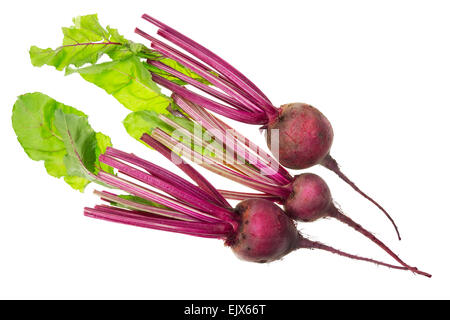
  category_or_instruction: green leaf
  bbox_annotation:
[28,13,207,83]
[144,58,211,86]
[160,58,212,85]
[53,110,97,177]
[123,110,175,141]
[69,56,171,113]
[95,132,114,174]
[12,92,113,191]
[29,14,137,71]
[29,14,213,117]
[144,63,188,86]
[64,175,91,192]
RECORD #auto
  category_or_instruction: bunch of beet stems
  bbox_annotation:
[134,14,401,240]
[84,140,429,276]
[145,93,422,275]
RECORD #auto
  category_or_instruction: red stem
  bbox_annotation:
[85,206,230,239]
[95,190,198,222]
[150,129,291,197]
[137,27,265,116]
[141,14,276,114]
[148,60,255,113]
[99,154,233,221]
[147,53,264,114]
[104,147,221,207]
[135,27,215,78]
[96,171,222,224]
[140,133,231,209]
[219,190,283,202]
[206,108,293,183]
[172,95,291,185]
[152,73,266,124]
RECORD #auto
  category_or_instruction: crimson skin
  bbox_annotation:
[266,103,334,170]
[284,173,332,222]
[231,199,299,263]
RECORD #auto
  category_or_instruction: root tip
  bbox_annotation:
[322,154,402,241]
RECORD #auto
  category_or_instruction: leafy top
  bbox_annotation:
[12,92,113,191]
[29,14,210,116]
[29,14,138,71]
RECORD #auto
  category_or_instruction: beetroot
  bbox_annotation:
[136,14,401,239]
[266,103,334,170]
[231,199,298,263]
[284,173,332,222]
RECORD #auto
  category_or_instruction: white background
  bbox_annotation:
[1,0,449,299]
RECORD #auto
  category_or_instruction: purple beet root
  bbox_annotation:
[230,199,298,263]
[266,103,333,170]
[284,173,332,222]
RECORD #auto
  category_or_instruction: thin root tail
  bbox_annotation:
[327,206,431,278]
[297,236,431,278]
[321,154,401,241]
